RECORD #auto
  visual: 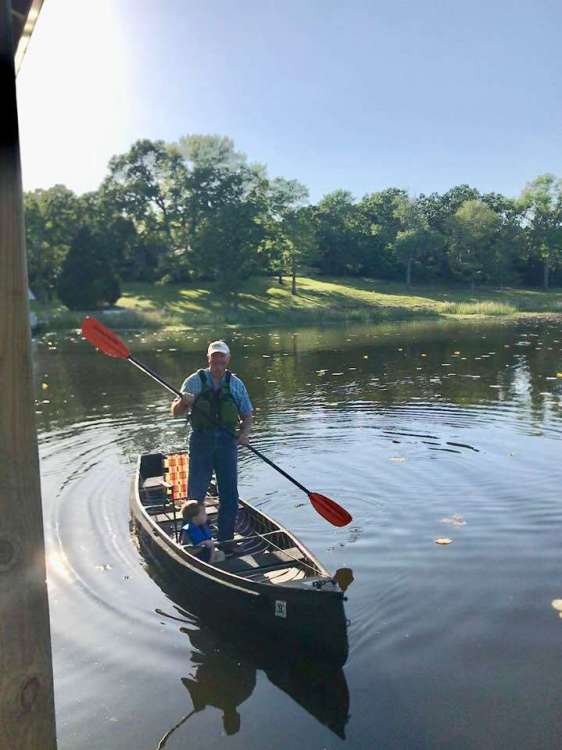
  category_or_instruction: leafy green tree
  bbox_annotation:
[390,197,446,286]
[481,193,525,286]
[312,191,363,275]
[26,131,560,296]
[57,226,121,309]
[284,206,317,294]
[176,134,247,171]
[518,174,562,289]
[175,135,275,289]
[79,190,139,279]
[355,189,408,278]
[447,200,500,287]
[24,185,81,299]
[418,185,481,234]
[190,167,268,298]
[175,134,253,253]
[104,139,190,281]
[262,177,309,289]
[392,196,425,286]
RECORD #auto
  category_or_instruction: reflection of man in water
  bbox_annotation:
[182,635,256,736]
[178,625,349,739]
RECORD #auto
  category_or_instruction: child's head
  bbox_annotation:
[182,500,207,525]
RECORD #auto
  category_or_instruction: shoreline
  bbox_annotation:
[30,276,562,332]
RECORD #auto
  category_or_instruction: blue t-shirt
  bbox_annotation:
[180,369,253,417]
[180,521,213,546]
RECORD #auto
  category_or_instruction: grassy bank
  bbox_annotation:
[31,276,562,331]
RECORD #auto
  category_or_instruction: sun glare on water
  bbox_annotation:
[46,550,75,585]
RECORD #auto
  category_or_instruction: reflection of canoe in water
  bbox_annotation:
[181,623,350,740]
[131,451,349,665]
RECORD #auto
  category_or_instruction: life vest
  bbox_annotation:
[190,369,240,432]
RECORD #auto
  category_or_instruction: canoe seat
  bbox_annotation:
[145,504,176,516]
[150,516,178,539]
[215,547,305,574]
[143,476,171,489]
[142,476,172,506]
[263,566,306,584]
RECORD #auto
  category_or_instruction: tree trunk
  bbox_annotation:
[291,252,297,295]
[543,261,550,290]
[406,257,412,287]
[0,2,58,747]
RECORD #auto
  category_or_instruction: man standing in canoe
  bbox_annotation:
[171,340,253,550]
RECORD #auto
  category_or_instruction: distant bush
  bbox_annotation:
[57,227,121,310]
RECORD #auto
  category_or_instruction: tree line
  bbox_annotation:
[24,134,562,309]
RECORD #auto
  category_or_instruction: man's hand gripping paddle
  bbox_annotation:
[81,317,352,527]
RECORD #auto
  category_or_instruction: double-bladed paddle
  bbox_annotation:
[81,316,352,527]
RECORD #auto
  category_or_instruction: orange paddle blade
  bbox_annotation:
[308,493,352,527]
[81,317,130,359]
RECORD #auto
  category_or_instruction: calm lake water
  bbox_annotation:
[34,316,562,749]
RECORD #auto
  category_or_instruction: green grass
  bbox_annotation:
[31,276,562,331]
[439,300,518,316]
[29,301,166,332]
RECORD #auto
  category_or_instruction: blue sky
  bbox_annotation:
[17,0,562,202]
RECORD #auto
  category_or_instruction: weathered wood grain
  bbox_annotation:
[0,1,57,748]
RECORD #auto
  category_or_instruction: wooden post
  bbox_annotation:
[0,1,58,748]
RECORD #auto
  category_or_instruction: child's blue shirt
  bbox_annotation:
[180,521,212,546]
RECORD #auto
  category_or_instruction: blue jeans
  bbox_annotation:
[187,429,239,542]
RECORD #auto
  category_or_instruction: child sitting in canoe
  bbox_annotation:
[180,501,225,563]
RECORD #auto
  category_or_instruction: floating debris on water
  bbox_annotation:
[447,441,479,452]
[441,514,466,526]
[435,538,453,545]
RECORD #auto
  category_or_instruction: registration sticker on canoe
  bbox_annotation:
[275,600,287,618]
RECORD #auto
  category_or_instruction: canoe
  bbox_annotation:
[130,450,349,665]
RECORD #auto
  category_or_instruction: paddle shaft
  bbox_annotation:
[129,355,181,397]
[128,355,311,495]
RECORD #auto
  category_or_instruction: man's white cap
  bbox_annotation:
[207,340,230,356]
